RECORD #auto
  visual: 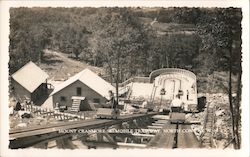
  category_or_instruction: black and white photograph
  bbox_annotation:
[0,1,249,157]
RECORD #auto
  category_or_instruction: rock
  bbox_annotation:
[21,112,32,118]
[40,119,48,125]
[215,119,223,127]
[18,111,32,118]
[17,123,27,128]
[36,116,44,120]
[48,117,57,122]
[18,111,30,117]
[191,125,204,140]
[215,109,225,116]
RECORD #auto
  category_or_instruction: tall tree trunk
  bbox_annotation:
[106,55,113,83]
[116,54,120,106]
[228,46,236,149]
[235,62,242,149]
[108,64,113,84]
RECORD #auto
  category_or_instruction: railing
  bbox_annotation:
[23,102,85,121]
[119,77,150,87]
[119,68,196,87]
[149,82,157,103]
[149,68,197,83]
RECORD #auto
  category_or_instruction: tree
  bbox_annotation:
[196,8,242,149]
[88,8,150,103]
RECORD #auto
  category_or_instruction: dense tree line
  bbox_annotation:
[9,7,241,77]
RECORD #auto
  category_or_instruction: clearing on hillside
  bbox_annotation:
[39,49,103,81]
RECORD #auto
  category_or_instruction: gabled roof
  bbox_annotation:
[11,61,49,93]
[50,68,115,99]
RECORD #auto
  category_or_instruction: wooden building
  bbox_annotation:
[11,61,49,103]
[50,68,115,111]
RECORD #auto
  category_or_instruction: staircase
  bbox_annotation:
[71,99,81,112]
[202,104,215,147]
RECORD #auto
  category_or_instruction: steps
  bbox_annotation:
[71,99,81,112]
[202,105,215,147]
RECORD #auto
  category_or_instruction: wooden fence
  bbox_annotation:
[23,102,85,121]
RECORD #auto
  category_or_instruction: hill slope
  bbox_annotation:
[39,49,103,81]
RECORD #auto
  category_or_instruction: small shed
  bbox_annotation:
[11,61,49,103]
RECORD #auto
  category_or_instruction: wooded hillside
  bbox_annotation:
[9,7,242,91]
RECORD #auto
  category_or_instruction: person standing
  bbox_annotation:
[142,100,148,109]
[108,90,117,109]
[171,95,184,112]
[14,101,22,111]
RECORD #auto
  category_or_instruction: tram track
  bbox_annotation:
[147,120,201,148]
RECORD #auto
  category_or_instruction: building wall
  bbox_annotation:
[31,83,47,103]
[52,80,107,108]
[12,79,31,101]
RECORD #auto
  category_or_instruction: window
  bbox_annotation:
[76,87,82,96]
[93,98,100,103]
[60,96,66,101]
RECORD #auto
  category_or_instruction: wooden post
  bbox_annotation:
[49,109,51,116]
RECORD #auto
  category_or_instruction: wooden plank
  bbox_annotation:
[152,115,170,120]
[154,121,168,124]
[147,126,163,129]
[155,119,168,123]
[71,140,88,149]
[10,112,157,134]
[117,142,147,148]
[47,140,57,148]
[9,119,95,134]
[147,122,176,148]
[82,141,118,148]
[132,133,155,137]
[177,124,200,148]
[152,123,164,126]
[183,121,201,125]
[10,112,158,139]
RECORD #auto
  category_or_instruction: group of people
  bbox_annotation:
[107,89,186,112]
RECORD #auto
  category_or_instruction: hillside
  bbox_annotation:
[38,49,237,94]
[9,7,242,94]
[39,49,103,81]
